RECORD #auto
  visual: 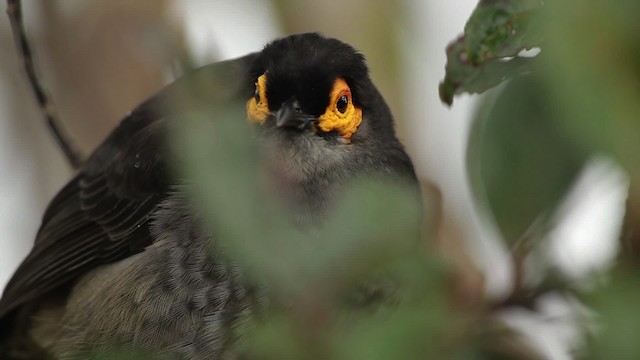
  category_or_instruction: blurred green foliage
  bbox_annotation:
[171,71,458,359]
[468,75,589,244]
[585,266,640,360]
[446,0,640,358]
[541,0,640,178]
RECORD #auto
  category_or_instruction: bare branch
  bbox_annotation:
[6,0,84,169]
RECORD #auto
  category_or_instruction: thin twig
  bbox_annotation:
[6,0,84,169]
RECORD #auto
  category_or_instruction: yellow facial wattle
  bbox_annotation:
[318,78,362,141]
[246,73,269,123]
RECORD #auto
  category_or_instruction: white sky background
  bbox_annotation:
[0,2,630,358]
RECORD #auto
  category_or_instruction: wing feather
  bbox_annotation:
[0,53,257,327]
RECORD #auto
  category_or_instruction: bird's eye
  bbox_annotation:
[254,87,261,103]
[336,95,349,114]
[317,78,362,141]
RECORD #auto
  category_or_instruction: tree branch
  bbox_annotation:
[6,0,84,169]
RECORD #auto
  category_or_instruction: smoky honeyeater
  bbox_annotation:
[0,33,421,359]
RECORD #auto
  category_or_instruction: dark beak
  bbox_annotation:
[275,98,311,129]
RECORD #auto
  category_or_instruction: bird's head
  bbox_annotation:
[246,33,369,142]
[240,33,416,198]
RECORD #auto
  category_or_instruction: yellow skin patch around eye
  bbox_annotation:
[318,78,362,141]
[246,75,362,141]
[246,73,269,123]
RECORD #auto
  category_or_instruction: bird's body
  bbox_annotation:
[0,33,418,359]
[29,192,260,359]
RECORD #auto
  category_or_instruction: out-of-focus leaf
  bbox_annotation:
[331,252,457,359]
[169,60,467,359]
[337,304,450,360]
[241,253,450,360]
[170,59,428,298]
[176,103,424,300]
[541,0,640,190]
[239,314,312,360]
[586,265,640,359]
[467,75,588,244]
[440,0,543,105]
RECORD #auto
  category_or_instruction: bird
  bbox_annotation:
[0,33,419,359]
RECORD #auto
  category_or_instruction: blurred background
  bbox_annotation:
[0,1,634,359]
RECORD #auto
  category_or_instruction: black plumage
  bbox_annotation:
[0,33,418,359]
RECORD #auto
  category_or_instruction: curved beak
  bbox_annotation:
[275,98,311,129]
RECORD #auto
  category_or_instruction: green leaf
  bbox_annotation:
[540,0,640,180]
[586,265,640,360]
[467,75,588,244]
[439,0,543,105]
[336,304,449,360]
